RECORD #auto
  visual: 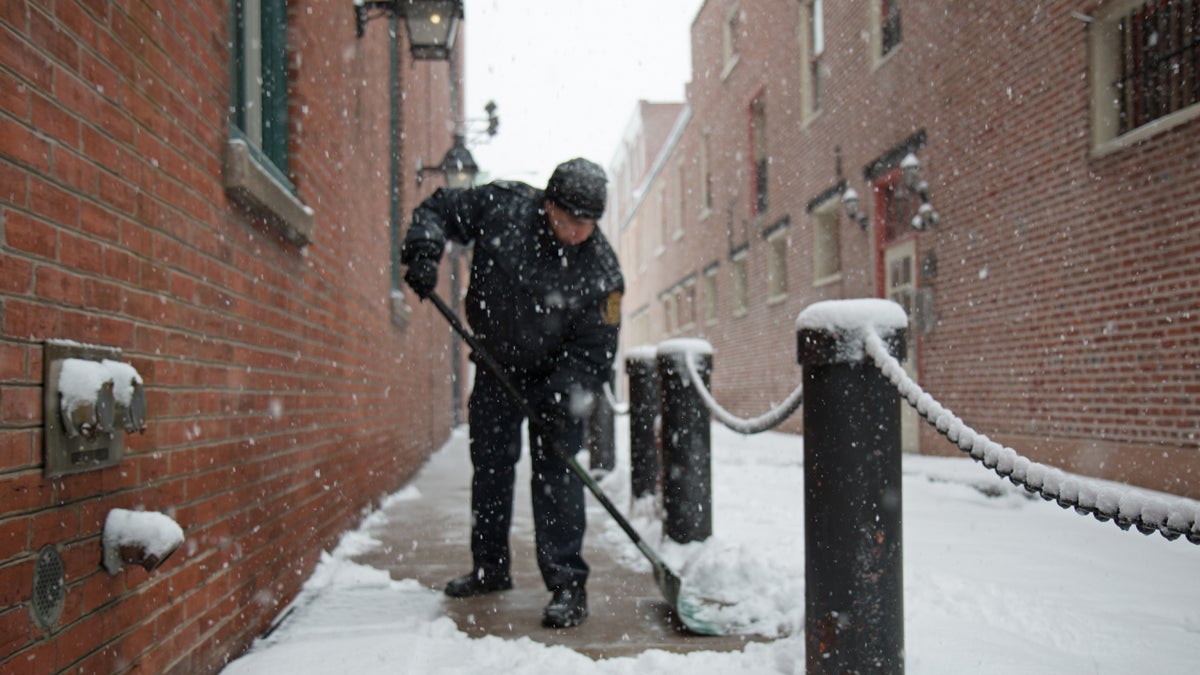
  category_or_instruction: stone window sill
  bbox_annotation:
[222,139,314,246]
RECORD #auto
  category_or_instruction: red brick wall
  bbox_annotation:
[2,1,457,672]
[619,1,1200,494]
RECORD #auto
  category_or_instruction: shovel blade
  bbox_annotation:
[653,562,728,636]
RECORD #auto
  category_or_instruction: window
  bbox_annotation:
[1091,0,1200,150]
[629,307,651,347]
[700,132,714,214]
[223,0,314,244]
[621,226,638,277]
[766,226,788,302]
[751,94,768,215]
[657,188,669,252]
[234,0,288,178]
[800,0,824,123]
[812,199,841,284]
[662,292,676,335]
[703,264,719,325]
[872,0,902,62]
[723,3,741,78]
[731,249,749,317]
[674,162,686,240]
[678,278,696,330]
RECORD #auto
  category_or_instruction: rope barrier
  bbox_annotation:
[683,351,803,435]
[862,330,1200,544]
[601,382,629,415]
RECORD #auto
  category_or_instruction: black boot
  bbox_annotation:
[444,570,512,598]
[542,586,587,628]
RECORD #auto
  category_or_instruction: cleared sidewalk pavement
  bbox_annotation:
[350,427,763,659]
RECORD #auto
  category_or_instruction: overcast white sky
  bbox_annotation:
[464,0,704,186]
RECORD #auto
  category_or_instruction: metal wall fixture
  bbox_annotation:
[841,186,869,230]
[31,546,66,631]
[417,102,499,188]
[43,340,146,478]
[353,0,463,59]
[102,509,185,575]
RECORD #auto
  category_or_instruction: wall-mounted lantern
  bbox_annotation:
[354,0,463,60]
[417,133,479,189]
[842,150,941,233]
[900,152,939,230]
[842,187,868,230]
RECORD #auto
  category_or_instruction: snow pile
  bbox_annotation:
[222,423,1200,674]
[103,509,184,559]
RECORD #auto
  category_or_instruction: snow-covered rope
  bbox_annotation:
[602,382,629,415]
[683,351,803,435]
[863,330,1200,544]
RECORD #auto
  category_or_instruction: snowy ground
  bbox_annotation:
[222,423,1200,674]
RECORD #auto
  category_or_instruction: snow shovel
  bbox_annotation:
[425,291,720,634]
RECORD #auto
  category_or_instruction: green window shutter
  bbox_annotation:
[232,0,291,189]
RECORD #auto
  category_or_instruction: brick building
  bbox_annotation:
[612,0,1200,497]
[2,2,464,671]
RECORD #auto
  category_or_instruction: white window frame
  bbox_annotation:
[723,3,741,79]
[1089,0,1200,155]
[703,264,719,326]
[766,227,788,303]
[812,197,842,286]
[731,249,749,317]
[799,0,824,126]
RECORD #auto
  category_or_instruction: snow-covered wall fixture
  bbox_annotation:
[43,340,147,478]
[59,358,116,440]
[102,509,184,575]
[102,359,147,433]
[900,152,939,231]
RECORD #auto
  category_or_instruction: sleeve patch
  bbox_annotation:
[602,291,622,326]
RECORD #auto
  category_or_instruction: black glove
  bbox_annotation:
[403,257,439,299]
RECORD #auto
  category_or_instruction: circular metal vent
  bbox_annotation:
[31,546,66,631]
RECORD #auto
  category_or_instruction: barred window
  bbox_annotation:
[1092,0,1200,150]
[801,0,825,121]
[751,95,768,215]
[1114,0,1200,134]
[881,0,902,57]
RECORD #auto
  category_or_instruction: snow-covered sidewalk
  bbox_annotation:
[223,424,1200,674]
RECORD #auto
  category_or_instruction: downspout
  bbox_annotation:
[389,14,402,293]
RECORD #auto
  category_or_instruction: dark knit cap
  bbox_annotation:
[545,158,607,219]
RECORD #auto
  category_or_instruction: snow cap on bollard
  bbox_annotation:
[625,344,658,363]
[796,298,908,364]
[656,338,714,358]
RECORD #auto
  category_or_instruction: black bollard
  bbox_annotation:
[796,299,908,675]
[625,347,659,500]
[656,339,713,544]
[587,370,617,475]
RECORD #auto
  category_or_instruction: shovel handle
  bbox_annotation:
[426,292,538,420]
[424,291,665,561]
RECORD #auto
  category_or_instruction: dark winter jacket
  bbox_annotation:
[402,181,624,411]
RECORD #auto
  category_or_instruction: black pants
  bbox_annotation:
[467,367,589,591]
